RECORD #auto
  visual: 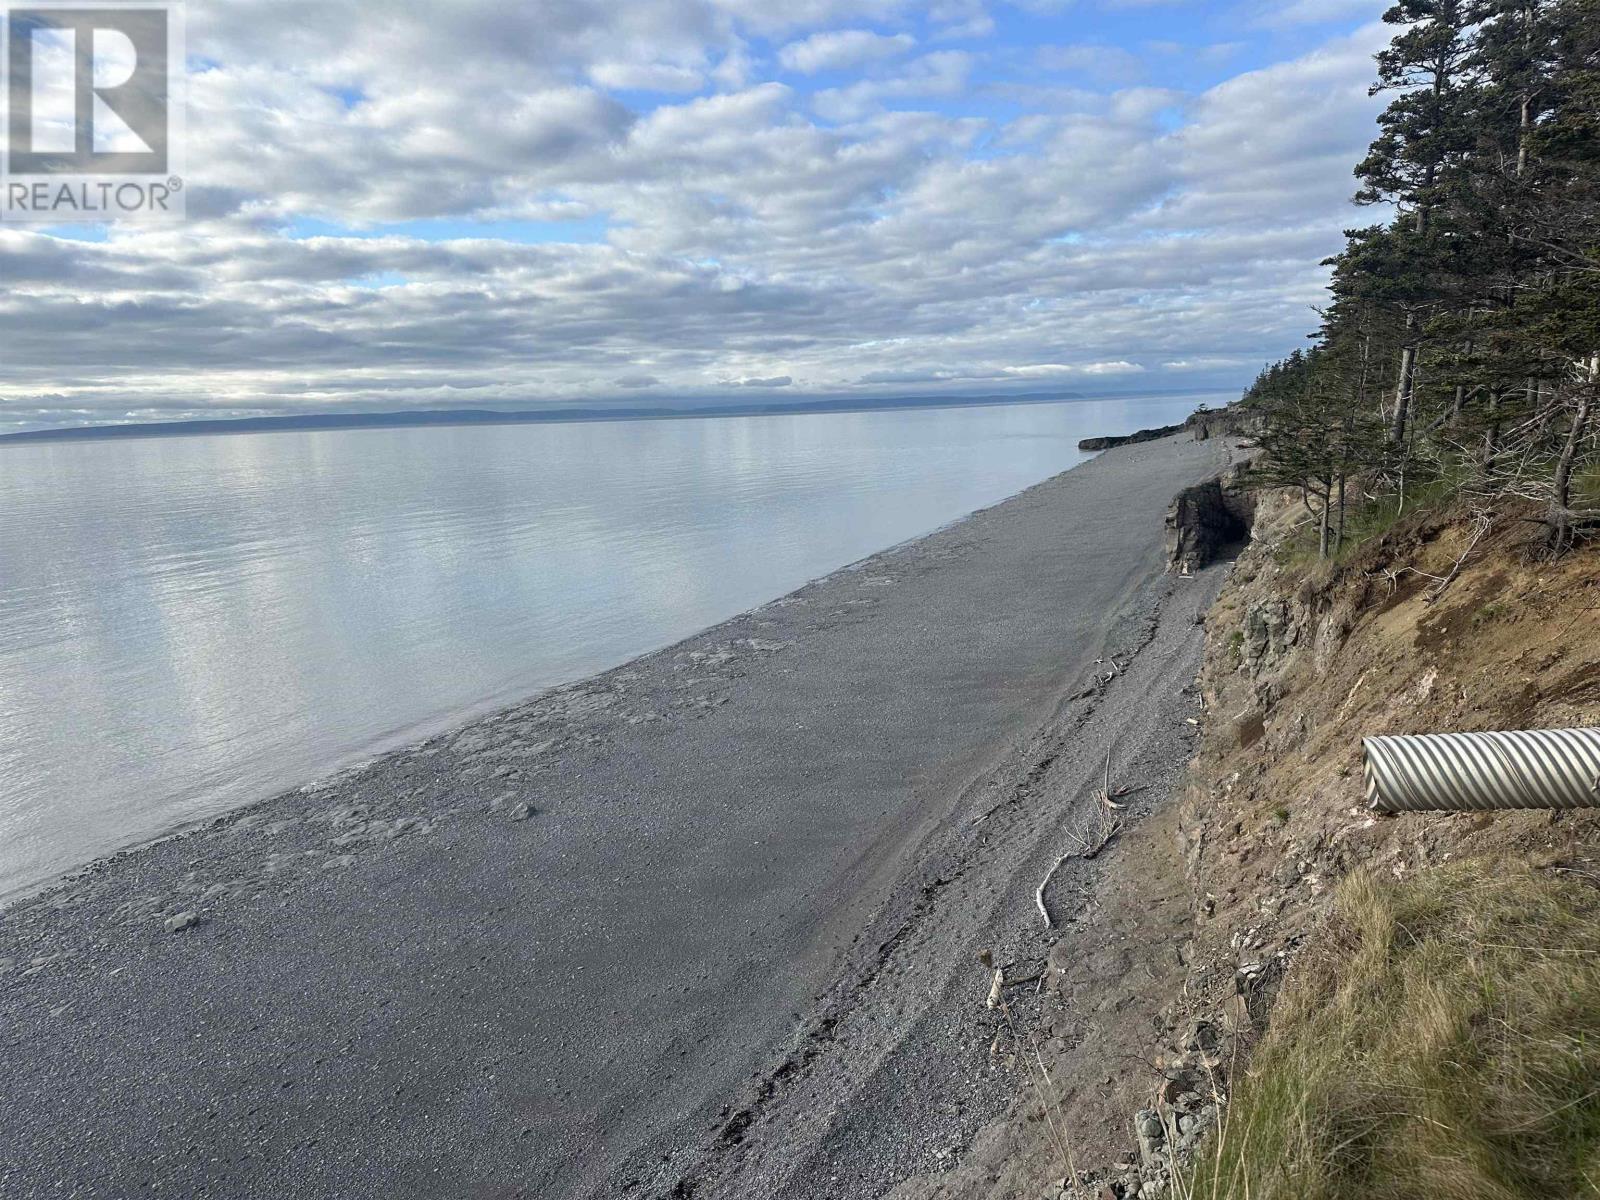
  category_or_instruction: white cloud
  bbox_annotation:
[590,62,707,92]
[0,1,1394,433]
[811,50,973,119]
[1247,0,1384,27]
[778,29,916,74]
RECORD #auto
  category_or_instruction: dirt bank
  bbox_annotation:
[896,485,1600,1200]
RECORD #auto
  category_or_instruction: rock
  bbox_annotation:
[164,911,198,933]
[1166,473,1256,573]
[509,802,534,822]
[1234,711,1266,749]
[1079,422,1186,452]
[1136,1108,1166,1167]
[1241,598,1299,676]
[1183,1020,1220,1055]
[1216,992,1254,1036]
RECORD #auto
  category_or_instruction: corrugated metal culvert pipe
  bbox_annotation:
[1364,728,1600,813]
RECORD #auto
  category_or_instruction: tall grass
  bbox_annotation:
[1275,472,1465,570]
[1181,860,1600,1200]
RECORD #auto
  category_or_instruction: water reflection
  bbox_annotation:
[0,396,1213,892]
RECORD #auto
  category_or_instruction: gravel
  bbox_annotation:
[0,433,1234,1200]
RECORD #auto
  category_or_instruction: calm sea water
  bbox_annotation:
[0,395,1211,894]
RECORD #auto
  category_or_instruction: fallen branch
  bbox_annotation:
[1036,852,1074,929]
[971,795,1015,827]
[1036,811,1122,927]
[1425,512,1492,603]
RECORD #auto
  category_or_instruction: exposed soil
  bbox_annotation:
[897,488,1600,1200]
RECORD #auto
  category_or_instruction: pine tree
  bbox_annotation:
[1355,0,1478,448]
[1245,0,1599,559]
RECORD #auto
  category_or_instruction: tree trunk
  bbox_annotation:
[1336,472,1347,553]
[1449,327,1473,425]
[1319,475,1332,560]
[1548,386,1594,555]
[1481,387,1502,476]
[1391,320,1418,446]
[1517,93,1531,178]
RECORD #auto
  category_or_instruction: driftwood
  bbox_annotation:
[1036,750,1128,928]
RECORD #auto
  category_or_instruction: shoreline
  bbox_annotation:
[4,439,1111,908]
[0,401,1207,906]
[0,391,1231,447]
[0,431,1237,1200]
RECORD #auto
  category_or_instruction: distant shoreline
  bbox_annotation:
[0,387,1230,446]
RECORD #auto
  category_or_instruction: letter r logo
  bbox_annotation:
[6,6,169,174]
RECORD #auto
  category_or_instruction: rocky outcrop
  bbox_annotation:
[1078,423,1186,452]
[1185,406,1253,443]
[1079,406,1257,452]
[1165,471,1256,574]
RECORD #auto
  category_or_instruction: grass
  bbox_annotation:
[1180,859,1600,1200]
[1472,601,1512,628]
[1275,472,1466,570]
[1577,462,1600,511]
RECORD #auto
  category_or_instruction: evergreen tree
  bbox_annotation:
[1246,0,1599,557]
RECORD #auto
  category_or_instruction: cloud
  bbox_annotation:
[811,50,973,119]
[1001,361,1145,377]
[729,375,795,387]
[590,62,707,93]
[1037,43,1146,86]
[0,2,1392,433]
[777,29,916,74]
[1245,0,1384,27]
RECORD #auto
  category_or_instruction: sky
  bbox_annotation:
[0,0,1392,435]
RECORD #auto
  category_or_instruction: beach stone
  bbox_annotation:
[164,911,198,933]
[509,802,533,822]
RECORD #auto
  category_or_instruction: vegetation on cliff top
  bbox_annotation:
[1245,0,1600,560]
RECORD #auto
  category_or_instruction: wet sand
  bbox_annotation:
[0,432,1234,1199]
